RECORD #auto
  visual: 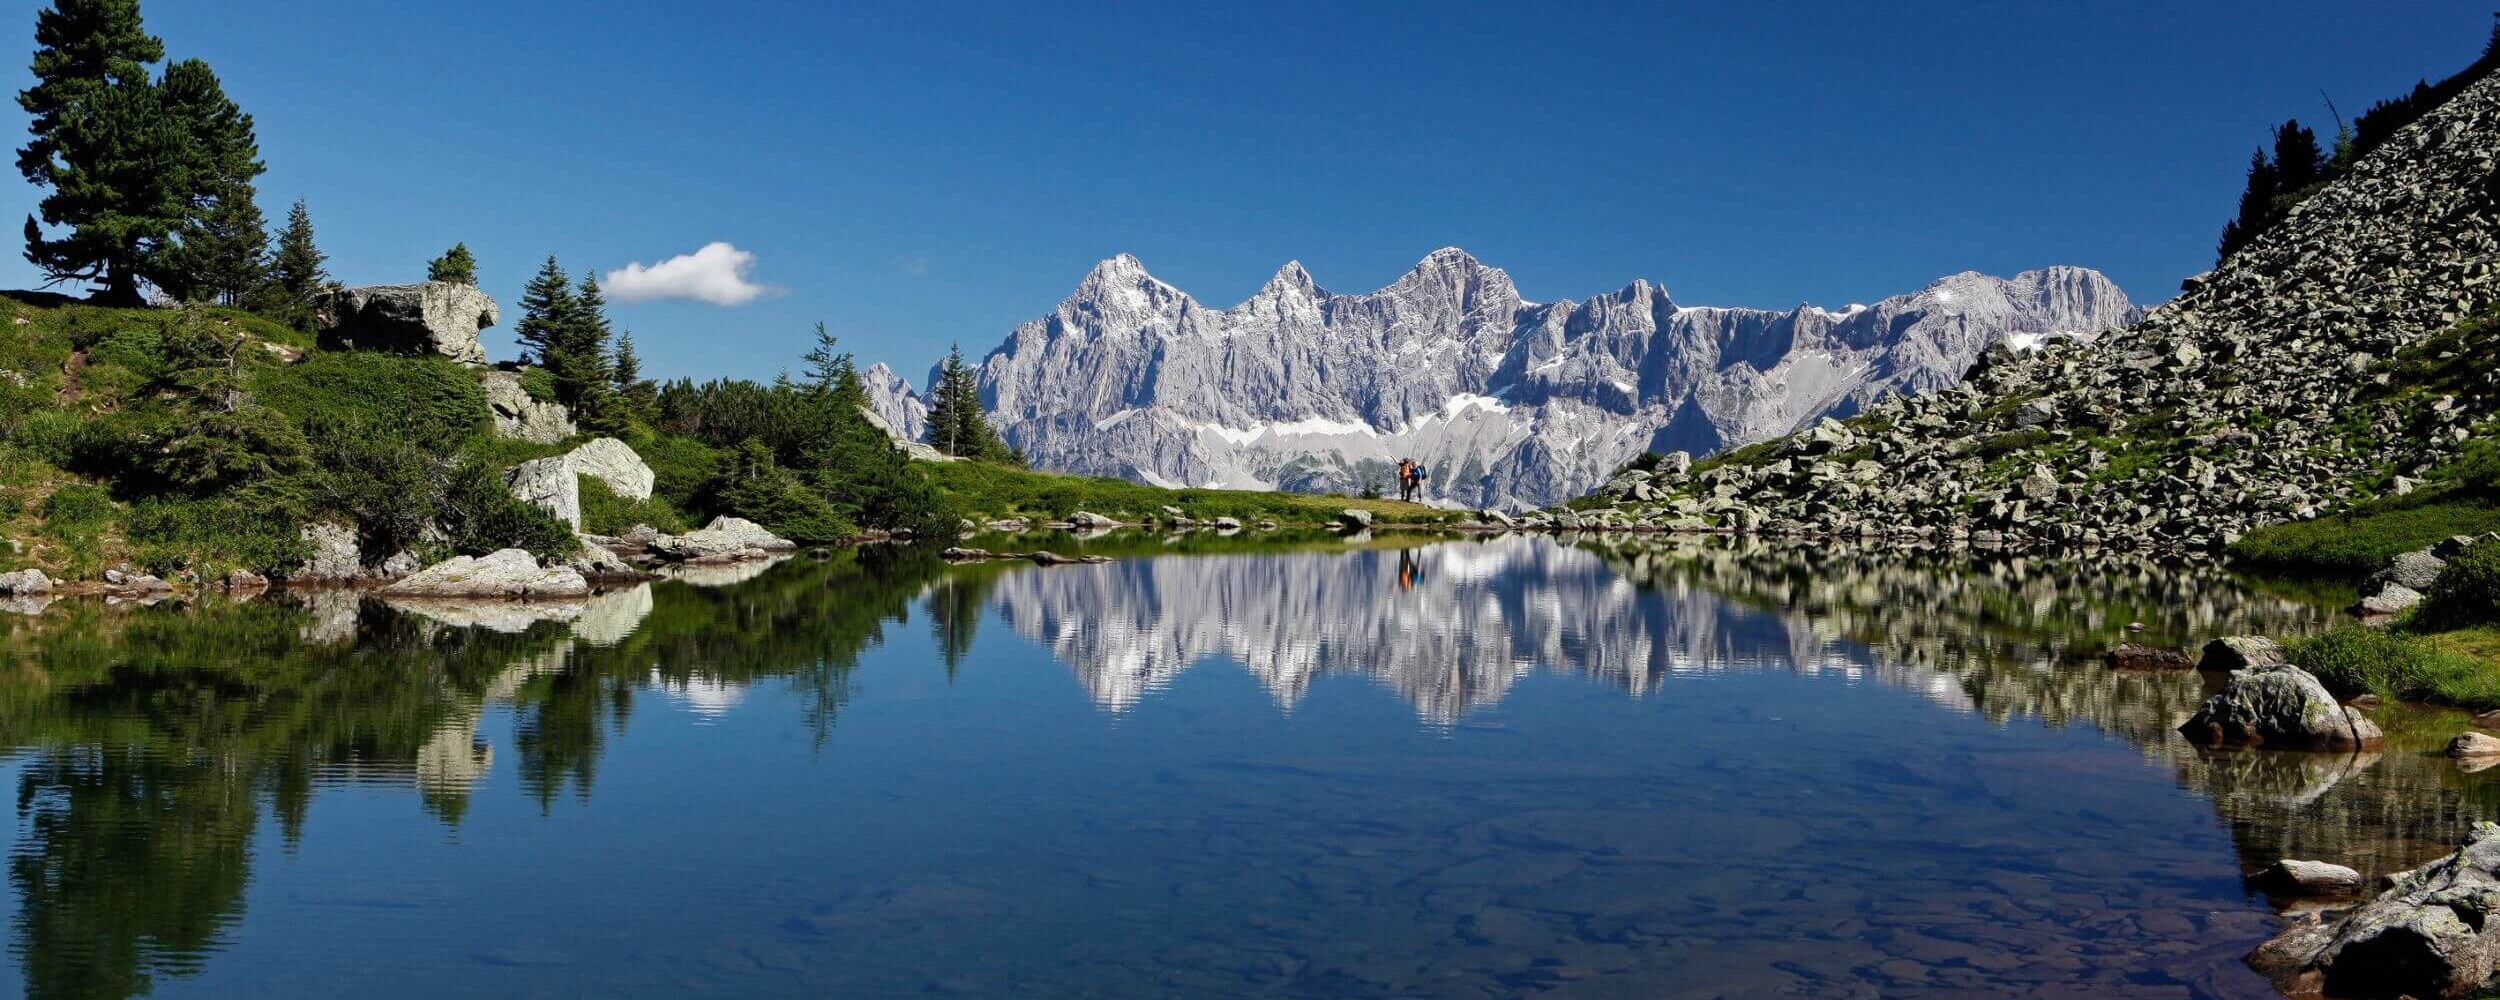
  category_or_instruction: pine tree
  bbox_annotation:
[426,243,477,284]
[2271,119,2324,190]
[158,178,265,305]
[801,322,849,392]
[921,344,1007,460]
[2218,150,2280,264]
[563,274,617,389]
[922,345,969,456]
[17,0,177,304]
[563,274,623,431]
[612,330,657,423]
[513,255,573,369]
[263,199,327,329]
[149,56,262,300]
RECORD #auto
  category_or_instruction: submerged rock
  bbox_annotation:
[382,548,589,599]
[2178,664,2384,751]
[314,281,497,364]
[2103,643,2193,670]
[2250,822,2500,998]
[2249,859,2367,896]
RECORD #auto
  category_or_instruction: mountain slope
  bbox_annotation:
[966,250,2134,509]
[1572,63,2500,553]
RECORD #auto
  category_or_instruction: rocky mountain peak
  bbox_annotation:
[970,243,2133,509]
[1252,260,1325,300]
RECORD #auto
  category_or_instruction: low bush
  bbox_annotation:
[127,491,310,576]
[2419,542,2500,631]
[438,459,576,561]
[39,483,116,576]
[251,352,489,453]
[2292,624,2500,708]
[579,476,688,535]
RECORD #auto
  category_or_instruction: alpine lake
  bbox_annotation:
[1,529,2485,999]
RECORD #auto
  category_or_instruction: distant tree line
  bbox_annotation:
[2219,16,2500,263]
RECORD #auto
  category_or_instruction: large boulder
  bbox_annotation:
[1338,508,1375,531]
[0,568,52,595]
[2373,547,2450,592]
[503,438,655,530]
[2250,822,2500,998]
[566,438,654,501]
[293,521,363,581]
[649,516,796,563]
[2200,636,2288,672]
[480,370,575,444]
[506,456,581,529]
[2178,663,2384,751]
[314,282,497,365]
[381,548,588,599]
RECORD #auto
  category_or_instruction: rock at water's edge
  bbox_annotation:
[382,548,588,599]
[2250,821,2500,999]
[2179,664,2385,751]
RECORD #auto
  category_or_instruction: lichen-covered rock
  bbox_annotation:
[649,516,796,563]
[314,281,497,364]
[2200,635,2288,672]
[2356,582,2427,617]
[2178,663,2385,751]
[294,521,363,581]
[1067,511,1117,529]
[2373,547,2450,591]
[381,548,588,599]
[1338,508,1374,530]
[2251,822,2500,998]
[480,370,575,444]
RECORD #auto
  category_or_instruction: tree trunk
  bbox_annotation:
[96,264,144,308]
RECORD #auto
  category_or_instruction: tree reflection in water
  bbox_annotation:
[1,533,2495,999]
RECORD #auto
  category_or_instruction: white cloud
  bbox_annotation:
[604,242,775,306]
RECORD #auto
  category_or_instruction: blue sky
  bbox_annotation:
[1,1,2489,384]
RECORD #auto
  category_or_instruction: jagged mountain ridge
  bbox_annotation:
[949,249,2136,508]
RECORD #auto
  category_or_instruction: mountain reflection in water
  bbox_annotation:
[1,534,2494,999]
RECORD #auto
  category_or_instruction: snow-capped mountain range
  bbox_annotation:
[870,248,2137,509]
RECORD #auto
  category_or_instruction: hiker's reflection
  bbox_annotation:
[1396,549,1424,591]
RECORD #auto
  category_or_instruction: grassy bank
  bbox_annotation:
[2291,540,2500,709]
[922,458,1460,526]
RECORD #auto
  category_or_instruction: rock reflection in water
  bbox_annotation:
[6,537,2500,1000]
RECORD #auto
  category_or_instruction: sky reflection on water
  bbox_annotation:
[0,535,2490,999]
